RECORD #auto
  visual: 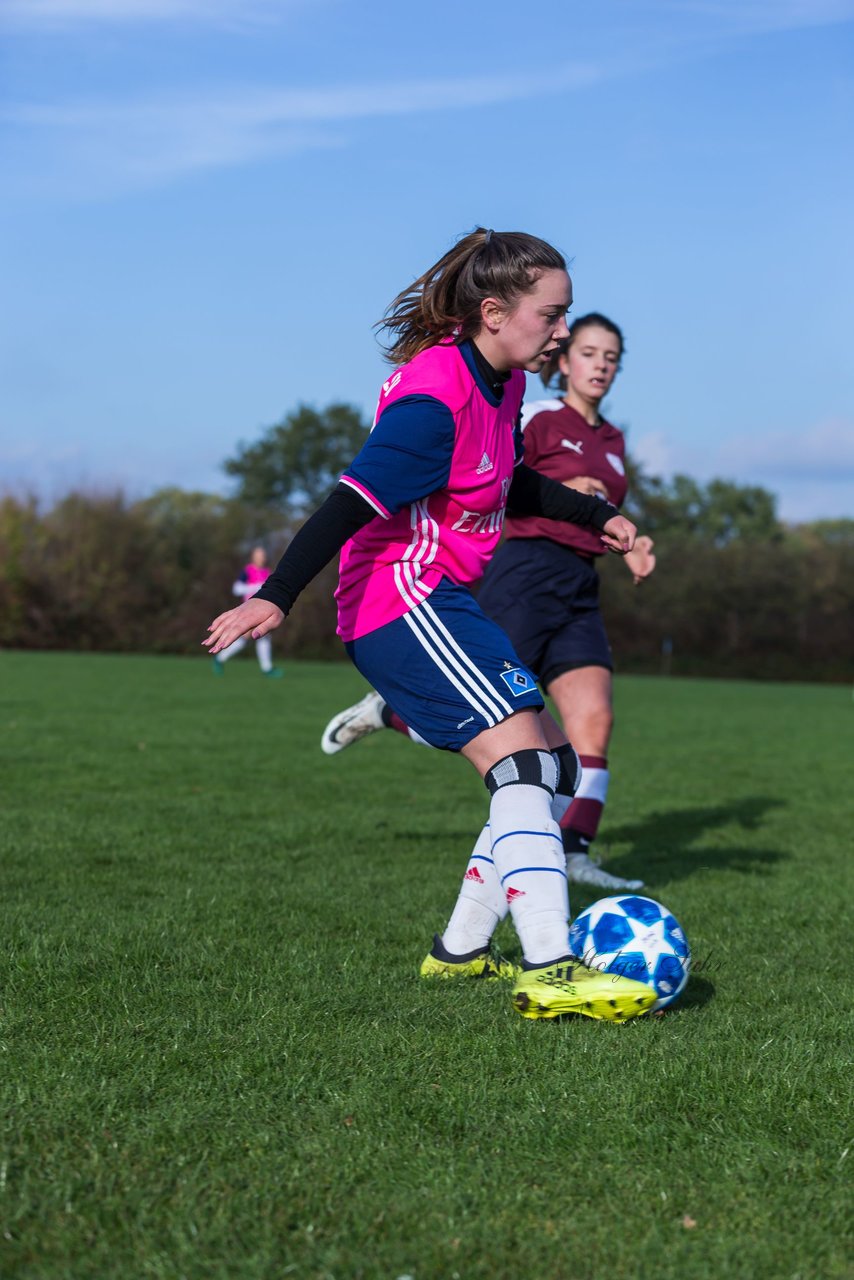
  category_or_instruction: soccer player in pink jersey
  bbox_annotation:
[203,228,655,1023]
[211,546,284,678]
[323,316,654,891]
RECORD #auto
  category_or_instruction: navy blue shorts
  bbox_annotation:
[345,578,544,751]
[476,538,613,687]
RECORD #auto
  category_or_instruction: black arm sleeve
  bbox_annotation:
[253,484,377,616]
[507,464,621,532]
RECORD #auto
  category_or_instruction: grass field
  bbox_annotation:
[1,651,851,1280]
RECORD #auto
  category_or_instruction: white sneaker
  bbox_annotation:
[321,690,387,755]
[565,852,644,892]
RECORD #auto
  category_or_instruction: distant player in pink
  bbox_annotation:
[203,228,656,1024]
[211,546,283,678]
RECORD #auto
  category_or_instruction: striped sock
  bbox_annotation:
[550,743,582,824]
[440,824,507,955]
[435,745,580,959]
[560,755,609,853]
[487,750,569,967]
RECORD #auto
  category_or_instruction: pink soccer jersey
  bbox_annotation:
[233,562,271,600]
[335,342,525,642]
[244,564,271,591]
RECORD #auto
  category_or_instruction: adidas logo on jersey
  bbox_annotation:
[475,452,493,474]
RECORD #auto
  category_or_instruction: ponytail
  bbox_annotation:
[379,227,566,366]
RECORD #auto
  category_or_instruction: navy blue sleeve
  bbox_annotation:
[342,395,455,515]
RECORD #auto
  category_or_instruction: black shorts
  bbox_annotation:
[476,538,613,688]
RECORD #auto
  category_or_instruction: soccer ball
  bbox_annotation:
[568,895,691,1010]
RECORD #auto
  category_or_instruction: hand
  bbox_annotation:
[623,534,656,584]
[562,475,611,501]
[203,597,284,654]
[600,514,636,555]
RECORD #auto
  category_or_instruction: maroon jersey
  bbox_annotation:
[504,398,628,558]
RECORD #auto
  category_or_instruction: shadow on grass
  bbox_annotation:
[672,974,716,1012]
[388,796,786,889]
[597,795,787,887]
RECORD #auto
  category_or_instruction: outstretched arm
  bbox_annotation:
[507,464,637,553]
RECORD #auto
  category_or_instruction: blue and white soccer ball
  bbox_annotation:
[569,895,691,1010]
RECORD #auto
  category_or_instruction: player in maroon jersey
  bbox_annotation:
[476,313,655,889]
[322,314,655,891]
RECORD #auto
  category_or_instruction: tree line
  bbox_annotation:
[1,403,851,681]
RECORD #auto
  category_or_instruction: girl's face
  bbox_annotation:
[479,268,572,372]
[561,324,622,401]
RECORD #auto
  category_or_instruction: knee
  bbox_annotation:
[485,749,558,798]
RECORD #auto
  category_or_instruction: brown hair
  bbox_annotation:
[540,311,625,390]
[378,227,566,365]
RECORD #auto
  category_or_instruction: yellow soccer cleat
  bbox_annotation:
[420,935,517,980]
[512,958,656,1021]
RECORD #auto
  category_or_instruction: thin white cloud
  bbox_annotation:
[6,0,853,197]
[3,62,611,195]
[654,0,854,33]
[9,64,607,130]
[10,0,854,31]
[631,432,676,478]
[636,418,854,484]
[1,0,290,26]
[730,418,854,483]
[772,477,854,523]
[630,418,854,522]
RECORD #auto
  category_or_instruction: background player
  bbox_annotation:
[203,227,655,1023]
[211,545,284,678]
[322,313,654,891]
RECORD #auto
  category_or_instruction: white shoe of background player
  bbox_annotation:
[565,852,644,892]
[321,690,386,755]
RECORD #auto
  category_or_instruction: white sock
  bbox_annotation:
[487,751,570,967]
[256,635,273,672]
[441,824,508,955]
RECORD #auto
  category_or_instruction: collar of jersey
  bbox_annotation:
[458,339,509,408]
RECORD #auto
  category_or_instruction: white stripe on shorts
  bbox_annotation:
[403,599,515,727]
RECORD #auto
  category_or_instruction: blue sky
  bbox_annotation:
[2,0,853,522]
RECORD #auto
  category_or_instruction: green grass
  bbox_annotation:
[1,651,851,1279]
